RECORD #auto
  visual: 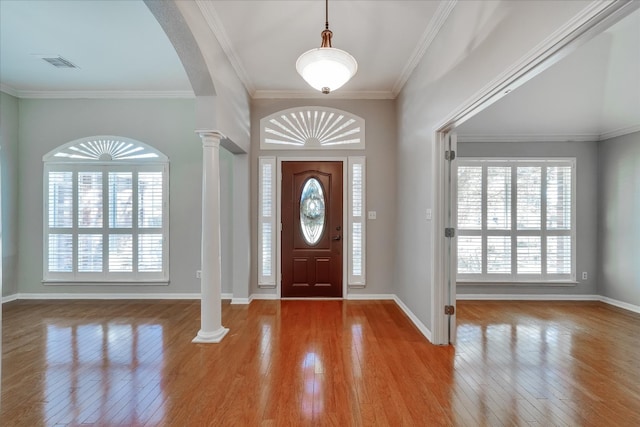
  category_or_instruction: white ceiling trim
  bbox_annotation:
[0,84,19,97]
[458,123,640,143]
[253,89,395,100]
[391,0,457,97]
[2,87,195,99]
[458,133,600,143]
[196,0,256,96]
[599,124,640,141]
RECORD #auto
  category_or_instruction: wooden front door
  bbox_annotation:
[282,161,343,297]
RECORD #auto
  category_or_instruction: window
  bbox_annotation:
[258,157,276,287]
[260,106,365,150]
[348,157,366,286]
[43,137,169,283]
[456,159,575,282]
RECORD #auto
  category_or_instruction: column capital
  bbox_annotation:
[195,130,226,147]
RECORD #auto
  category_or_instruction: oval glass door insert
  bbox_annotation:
[300,178,326,245]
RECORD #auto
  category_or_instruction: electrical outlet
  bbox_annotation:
[196,270,202,279]
[582,272,587,280]
[426,209,432,220]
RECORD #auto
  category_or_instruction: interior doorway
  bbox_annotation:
[434,1,636,345]
[281,161,343,297]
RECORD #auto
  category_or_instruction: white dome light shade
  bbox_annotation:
[296,47,358,94]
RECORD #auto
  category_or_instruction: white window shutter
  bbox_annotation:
[258,157,276,287]
[348,157,366,287]
[43,136,169,283]
[456,159,575,282]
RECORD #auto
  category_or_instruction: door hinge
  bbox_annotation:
[444,227,455,238]
[445,150,456,161]
[445,305,455,315]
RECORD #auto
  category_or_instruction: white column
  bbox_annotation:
[193,130,229,343]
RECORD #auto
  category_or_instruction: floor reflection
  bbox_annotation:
[455,305,580,425]
[300,351,322,418]
[4,299,637,425]
[44,321,165,425]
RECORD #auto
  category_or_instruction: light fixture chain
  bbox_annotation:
[325,0,329,30]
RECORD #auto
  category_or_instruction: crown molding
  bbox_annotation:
[252,89,395,100]
[392,0,457,97]
[0,83,19,97]
[458,133,600,143]
[1,89,195,99]
[196,0,256,96]
[459,123,640,143]
[599,124,640,141]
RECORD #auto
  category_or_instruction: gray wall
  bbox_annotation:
[16,98,233,295]
[0,92,19,297]
[250,99,397,297]
[598,131,640,306]
[457,140,599,295]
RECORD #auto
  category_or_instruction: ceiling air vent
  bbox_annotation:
[42,56,78,69]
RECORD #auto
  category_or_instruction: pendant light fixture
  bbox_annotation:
[296,0,358,94]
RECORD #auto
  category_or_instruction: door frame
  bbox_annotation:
[276,157,348,299]
[431,0,637,345]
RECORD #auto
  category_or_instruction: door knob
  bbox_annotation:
[332,235,341,241]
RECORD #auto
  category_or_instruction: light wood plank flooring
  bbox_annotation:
[1,299,639,426]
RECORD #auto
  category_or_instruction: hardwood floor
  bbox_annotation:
[1,299,639,426]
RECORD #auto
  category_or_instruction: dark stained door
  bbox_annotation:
[282,161,343,297]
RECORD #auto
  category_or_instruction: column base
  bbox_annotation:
[192,327,230,344]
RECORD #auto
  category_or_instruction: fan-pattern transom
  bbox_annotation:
[43,136,167,162]
[260,107,365,150]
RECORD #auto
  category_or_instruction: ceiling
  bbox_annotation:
[0,0,192,95]
[0,0,638,140]
[456,7,640,141]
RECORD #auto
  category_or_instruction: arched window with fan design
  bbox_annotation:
[43,136,169,283]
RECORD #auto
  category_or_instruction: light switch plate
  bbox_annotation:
[426,209,432,220]
[368,211,377,220]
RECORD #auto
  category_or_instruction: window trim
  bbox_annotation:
[43,136,169,284]
[456,158,576,283]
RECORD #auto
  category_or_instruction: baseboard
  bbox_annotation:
[2,294,19,304]
[456,293,600,301]
[5,292,236,301]
[230,297,250,305]
[345,293,395,300]
[248,293,397,302]
[392,295,433,343]
[12,292,201,300]
[249,293,278,301]
[457,293,640,315]
[600,296,640,315]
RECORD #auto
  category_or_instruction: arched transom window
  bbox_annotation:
[260,106,365,150]
[43,136,169,283]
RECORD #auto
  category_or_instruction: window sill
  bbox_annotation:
[457,280,578,287]
[43,280,170,286]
